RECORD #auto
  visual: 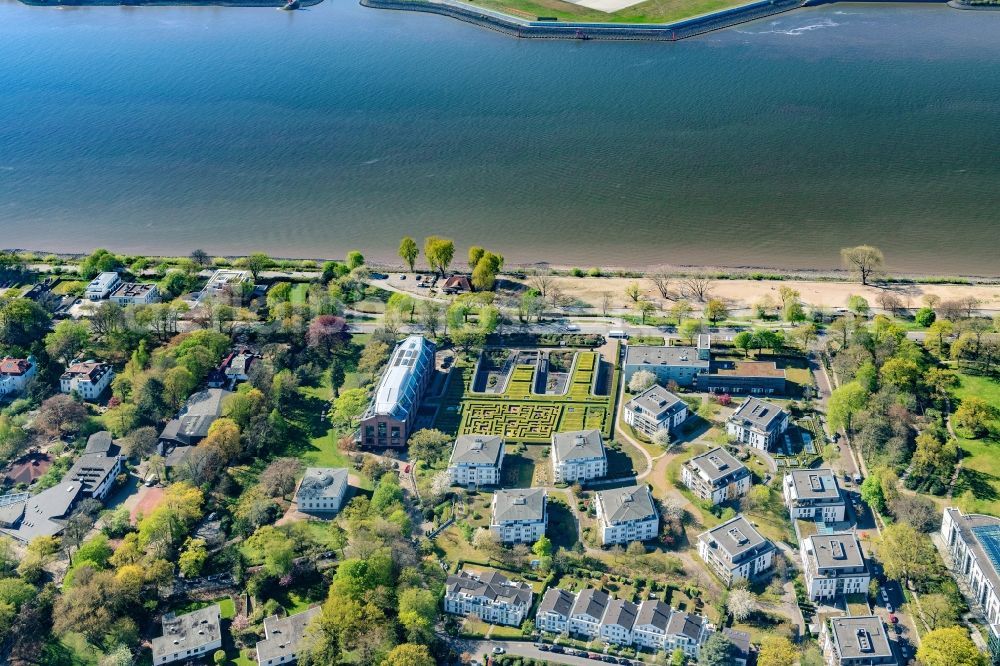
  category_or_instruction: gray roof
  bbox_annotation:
[160,388,230,444]
[597,485,657,525]
[152,604,222,660]
[257,606,321,663]
[729,397,787,433]
[807,532,867,571]
[0,494,27,528]
[686,447,749,484]
[625,385,686,420]
[446,568,533,607]
[829,616,895,661]
[84,431,114,455]
[624,345,710,370]
[365,335,435,422]
[602,599,637,630]
[945,509,1000,598]
[699,514,775,564]
[450,434,504,467]
[635,599,671,631]
[538,588,576,618]
[723,628,752,659]
[67,450,121,495]
[552,429,605,462]
[785,468,843,503]
[296,468,348,502]
[665,610,705,641]
[572,588,610,620]
[492,488,546,524]
[0,481,77,542]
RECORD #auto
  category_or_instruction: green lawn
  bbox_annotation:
[457,0,754,25]
[948,372,1000,516]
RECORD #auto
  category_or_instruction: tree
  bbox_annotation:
[828,381,868,434]
[914,306,936,327]
[190,249,210,268]
[889,493,939,532]
[332,389,369,427]
[398,588,438,644]
[79,248,121,279]
[121,426,158,459]
[841,245,885,286]
[726,588,756,621]
[678,319,705,344]
[698,632,736,666]
[704,298,728,323]
[471,252,503,291]
[916,627,988,666]
[628,369,657,394]
[0,297,51,348]
[652,428,671,447]
[424,236,455,277]
[398,237,419,272]
[669,299,693,324]
[670,648,687,666]
[407,428,451,466]
[34,394,88,437]
[419,300,443,338]
[955,397,998,438]
[307,315,348,355]
[178,538,208,577]
[733,331,754,357]
[876,522,937,585]
[45,319,91,363]
[381,643,435,666]
[244,252,272,282]
[532,536,553,558]
[625,281,643,303]
[346,251,364,270]
[879,357,922,393]
[918,592,959,630]
[259,458,302,498]
[371,475,404,513]
[650,269,672,300]
[757,635,797,666]
[680,275,713,302]
[847,294,870,316]
[468,246,485,269]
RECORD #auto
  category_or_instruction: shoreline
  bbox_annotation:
[16,0,323,6]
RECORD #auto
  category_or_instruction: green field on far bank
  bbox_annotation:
[460,0,749,25]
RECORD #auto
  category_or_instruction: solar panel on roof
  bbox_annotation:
[973,525,1000,573]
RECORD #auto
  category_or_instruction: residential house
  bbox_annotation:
[569,588,611,638]
[599,598,638,646]
[622,344,710,387]
[801,533,871,601]
[663,611,713,660]
[85,272,121,301]
[784,468,847,523]
[207,348,262,389]
[595,484,659,546]
[490,488,547,544]
[448,434,504,488]
[822,616,897,666]
[624,385,689,438]
[726,398,789,450]
[157,388,231,465]
[941,507,1000,658]
[60,361,114,401]
[109,282,159,305]
[256,606,322,666]
[201,269,252,302]
[697,514,775,586]
[632,599,673,651]
[295,468,349,515]
[151,604,223,665]
[0,356,37,398]
[360,335,435,448]
[723,628,752,666]
[551,429,607,484]
[536,588,575,634]
[443,568,533,627]
[681,447,752,505]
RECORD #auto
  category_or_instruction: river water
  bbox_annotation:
[1,0,999,272]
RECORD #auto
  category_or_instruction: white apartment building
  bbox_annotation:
[599,599,638,646]
[595,484,659,546]
[444,568,533,627]
[681,447,752,506]
[569,588,610,638]
[624,384,689,438]
[490,488,547,544]
[697,514,776,587]
[784,468,847,523]
[109,282,159,305]
[551,429,607,484]
[822,615,898,666]
[448,434,504,488]
[0,357,37,398]
[801,533,871,601]
[60,361,114,401]
[726,397,789,450]
[536,588,575,634]
[85,272,121,301]
[151,604,222,665]
[941,507,1000,649]
[295,468,349,514]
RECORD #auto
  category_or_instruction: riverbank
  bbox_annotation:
[17,0,321,6]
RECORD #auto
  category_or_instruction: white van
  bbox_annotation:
[608,330,629,339]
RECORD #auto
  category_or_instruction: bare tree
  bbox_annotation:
[649,269,672,300]
[680,275,713,302]
[529,274,555,299]
[841,245,885,286]
[600,292,612,316]
[877,291,904,315]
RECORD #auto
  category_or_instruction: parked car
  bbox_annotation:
[492,647,505,654]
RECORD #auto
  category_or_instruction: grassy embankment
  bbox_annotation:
[459,0,749,25]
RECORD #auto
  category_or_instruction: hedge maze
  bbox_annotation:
[435,350,620,444]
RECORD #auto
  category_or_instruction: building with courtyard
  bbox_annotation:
[255,606,321,666]
[536,587,576,634]
[569,588,611,637]
[295,467,349,515]
[443,568,533,627]
[822,615,897,666]
[941,507,1000,656]
[622,344,710,388]
[623,385,689,438]
[784,468,846,523]
[681,446,752,506]
[490,488,547,544]
[60,360,114,401]
[448,434,504,488]
[800,532,871,601]
[726,397,789,450]
[551,429,607,484]
[360,335,435,448]
[697,514,775,587]
[594,484,659,546]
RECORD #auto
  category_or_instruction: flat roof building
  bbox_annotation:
[784,468,846,523]
[256,606,321,666]
[152,604,223,665]
[360,335,435,448]
[941,507,1000,660]
[823,615,897,665]
[801,532,870,601]
[85,272,121,301]
[623,345,710,388]
[110,282,159,306]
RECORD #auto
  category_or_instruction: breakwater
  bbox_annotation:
[361,0,803,40]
